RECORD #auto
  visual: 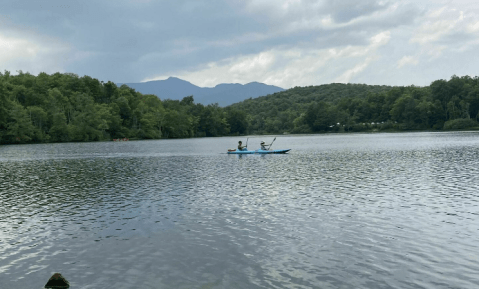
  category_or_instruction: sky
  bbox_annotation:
[1,0,479,89]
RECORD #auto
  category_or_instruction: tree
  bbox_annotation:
[27,106,49,142]
[134,95,165,139]
[82,75,104,103]
[197,104,230,137]
[47,88,71,122]
[226,109,247,135]
[446,96,461,120]
[415,99,434,128]
[180,95,194,106]
[305,101,337,132]
[430,79,450,119]
[163,109,195,138]
[390,94,419,129]
[466,86,479,120]
[49,112,69,142]
[68,93,104,141]
[7,102,36,143]
[0,81,11,143]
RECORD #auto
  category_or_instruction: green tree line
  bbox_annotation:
[230,75,479,133]
[0,71,241,144]
[1,71,478,145]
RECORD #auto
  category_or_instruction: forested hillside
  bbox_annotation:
[229,83,395,133]
[1,71,478,145]
[231,76,479,134]
[0,71,239,144]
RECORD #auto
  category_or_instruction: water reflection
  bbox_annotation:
[1,133,479,288]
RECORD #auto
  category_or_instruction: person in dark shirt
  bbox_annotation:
[238,141,246,151]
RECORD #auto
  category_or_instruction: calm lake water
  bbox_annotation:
[1,132,479,289]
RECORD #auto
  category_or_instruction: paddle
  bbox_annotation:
[246,137,248,149]
[268,137,276,150]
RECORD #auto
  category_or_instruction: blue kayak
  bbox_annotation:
[227,149,291,154]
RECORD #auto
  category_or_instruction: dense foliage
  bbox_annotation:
[230,76,479,134]
[0,71,235,144]
[1,71,478,145]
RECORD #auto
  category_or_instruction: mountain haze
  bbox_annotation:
[118,77,285,106]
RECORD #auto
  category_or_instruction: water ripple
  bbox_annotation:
[1,133,479,288]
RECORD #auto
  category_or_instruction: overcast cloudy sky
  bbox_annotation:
[1,0,478,88]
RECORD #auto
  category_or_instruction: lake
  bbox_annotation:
[1,132,478,289]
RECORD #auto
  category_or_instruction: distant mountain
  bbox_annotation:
[117,77,285,106]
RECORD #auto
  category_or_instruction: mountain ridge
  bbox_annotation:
[117,77,285,106]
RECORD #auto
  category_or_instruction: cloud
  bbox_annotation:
[229,52,276,74]
[144,30,391,88]
[411,3,479,46]
[411,8,464,45]
[2,0,479,88]
[370,31,391,46]
[0,28,71,75]
[333,31,391,82]
[468,20,479,33]
[242,0,391,24]
[0,0,414,84]
[397,55,419,68]
[399,1,479,75]
[335,57,375,83]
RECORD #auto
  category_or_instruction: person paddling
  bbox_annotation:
[238,141,247,151]
[260,141,269,150]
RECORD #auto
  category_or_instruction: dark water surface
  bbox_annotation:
[1,132,478,289]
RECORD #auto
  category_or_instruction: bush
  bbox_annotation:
[432,121,444,130]
[291,124,312,134]
[443,118,479,130]
[378,122,394,131]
